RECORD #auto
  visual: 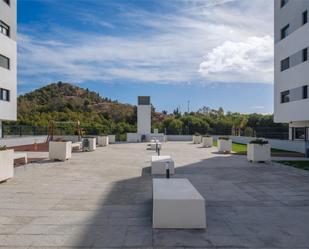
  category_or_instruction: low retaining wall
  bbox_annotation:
[166,135,193,141]
[0,136,47,147]
[229,136,307,154]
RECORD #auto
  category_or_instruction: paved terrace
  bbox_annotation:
[1,142,309,249]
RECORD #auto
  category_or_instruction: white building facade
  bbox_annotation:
[274,0,309,141]
[0,0,17,138]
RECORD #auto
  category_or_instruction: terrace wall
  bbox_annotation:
[229,136,307,154]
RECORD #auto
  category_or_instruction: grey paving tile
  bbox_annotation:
[1,142,309,248]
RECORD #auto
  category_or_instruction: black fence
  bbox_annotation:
[2,125,48,138]
[236,127,289,140]
[1,125,289,141]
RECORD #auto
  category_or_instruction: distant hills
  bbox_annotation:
[5,81,287,140]
[15,82,138,137]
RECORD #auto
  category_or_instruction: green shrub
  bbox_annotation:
[218,137,230,140]
[249,139,268,145]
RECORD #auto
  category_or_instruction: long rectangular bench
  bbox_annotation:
[14,152,28,164]
[153,178,206,229]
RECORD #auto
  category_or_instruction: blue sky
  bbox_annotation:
[17,0,274,113]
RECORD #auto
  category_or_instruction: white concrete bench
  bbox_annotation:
[14,152,28,164]
[71,142,82,151]
[151,155,175,175]
[153,178,206,229]
[148,142,162,150]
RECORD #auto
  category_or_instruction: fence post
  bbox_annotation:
[19,126,22,137]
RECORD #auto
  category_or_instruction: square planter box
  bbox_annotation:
[202,137,213,148]
[151,155,175,175]
[193,135,202,144]
[217,139,232,153]
[49,141,72,161]
[83,138,96,151]
[98,136,109,146]
[0,149,14,182]
[153,178,206,229]
[149,142,162,150]
[71,142,82,151]
[108,135,116,144]
[247,143,271,162]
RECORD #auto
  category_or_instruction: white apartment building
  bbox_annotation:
[274,0,309,141]
[0,0,17,138]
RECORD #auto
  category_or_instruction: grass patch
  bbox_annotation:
[213,140,295,154]
[278,161,309,171]
[213,141,247,153]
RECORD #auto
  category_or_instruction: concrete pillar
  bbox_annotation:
[137,96,151,135]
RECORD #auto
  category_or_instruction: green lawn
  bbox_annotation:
[278,161,309,171]
[213,141,294,154]
[213,141,247,153]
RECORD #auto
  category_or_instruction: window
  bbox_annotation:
[0,54,10,69]
[294,127,305,140]
[281,57,290,71]
[281,24,289,40]
[303,85,308,99]
[0,88,10,101]
[0,21,10,37]
[303,48,308,62]
[281,90,290,103]
[2,0,10,5]
[303,10,308,25]
[280,0,289,8]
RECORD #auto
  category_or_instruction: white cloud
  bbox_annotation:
[250,105,265,109]
[18,0,274,86]
[199,36,274,83]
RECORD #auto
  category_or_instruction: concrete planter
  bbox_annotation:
[108,135,116,144]
[49,141,72,161]
[83,138,96,151]
[151,155,175,175]
[247,143,271,162]
[202,137,213,148]
[0,149,14,182]
[193,135,202,144]
[218,139,232,153]
[97,136,109,146]
[149,142,162,150]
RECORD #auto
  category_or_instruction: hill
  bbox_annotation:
[16,82,138,138]
[5,81,288,140]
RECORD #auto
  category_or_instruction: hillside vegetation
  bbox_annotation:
[6,82,287,140]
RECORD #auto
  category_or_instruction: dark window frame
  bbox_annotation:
[281,24,290,40]
[303,48,308,62]
[280,0,289,8]
[0,88,10,102]
[0,20,10,37]
[294,127,306,140]
[303,10,308,25]
[2,0,10,6]
[281,90,290,103]
[281,57,290,71]
[0,54,10,70]
[303,85,308,99]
